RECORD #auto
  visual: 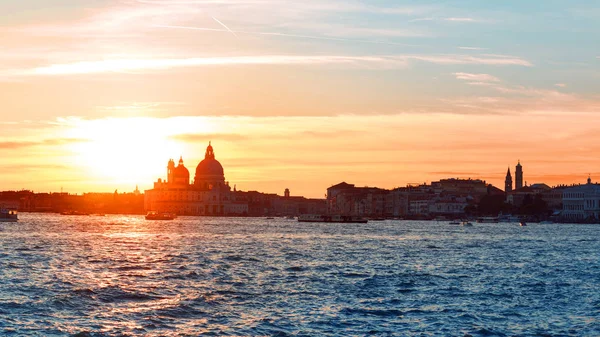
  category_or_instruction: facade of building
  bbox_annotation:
[562,177,600,221]
[145,143,249,216]
[326,179,494,218]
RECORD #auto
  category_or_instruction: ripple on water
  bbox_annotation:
[1,215,599,336]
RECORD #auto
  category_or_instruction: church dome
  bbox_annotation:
[175,157,190,177]
[195,142,225,186]
[196,158,224,176]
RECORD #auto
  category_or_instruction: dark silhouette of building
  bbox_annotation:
[505,167,513,192]
[515,161,523,189]
[145,142,247,215]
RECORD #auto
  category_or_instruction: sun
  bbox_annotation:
[65,118,194,186]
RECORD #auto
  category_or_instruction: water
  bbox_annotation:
[1,214,599,336]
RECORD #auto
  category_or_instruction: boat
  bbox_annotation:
[0,209,18,223]
[265,217,275,220]
[298,214,368,223]
[145,211,177,220]
[60,211,89,216]
[520,222,527,227]
[461,221,474,227]
[449,220,461,225]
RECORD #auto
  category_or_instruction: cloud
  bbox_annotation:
[458,47,486,51]
[171,133,250,142]
[0,138,87,150]
[410,17,482,23]
[12,55,409,76]
[155,24,426,46]
[412,55,531,66]
[2,53,532,78]
[444,17,476,22]
[454,72,500,82]
[555,83,567,88]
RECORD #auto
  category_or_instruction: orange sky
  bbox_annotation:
[1,0,599,197]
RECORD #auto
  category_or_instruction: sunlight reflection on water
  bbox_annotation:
[0,214,599,336]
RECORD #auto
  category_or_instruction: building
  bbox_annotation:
[505,168,513,193]
[145,142,248,216]
[515,161,524,190]
[562,177,600,222]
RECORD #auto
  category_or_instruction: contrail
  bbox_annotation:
[211,16,238,38]
[154,24,423,47]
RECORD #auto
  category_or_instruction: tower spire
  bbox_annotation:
[505,166,513,193]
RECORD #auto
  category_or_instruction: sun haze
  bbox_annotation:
[1,0,599,197]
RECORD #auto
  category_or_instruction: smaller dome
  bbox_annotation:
[174,165,189,177]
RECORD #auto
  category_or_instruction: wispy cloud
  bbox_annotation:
[444,17,477,22]
[410,17,482,23]
[7,55,407,76]
[155,24,425,46]
[2,53,532,77]
[555,83,567,88]
[0,138,87,150]
[411,55,531,67]
[454,72,500,82]
[458,46,486,51]
[171,133,249,142]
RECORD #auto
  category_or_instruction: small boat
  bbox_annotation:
[145,211,176,220]
[461,221,473,227]
[449,220,461,225]
[0,208,18,223]
[298,214,368,223]
[265,217,275,220]
[520,222,527,227]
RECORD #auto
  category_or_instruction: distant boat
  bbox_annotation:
[60,211,89,216]
[298,214,368,223]
[449,220,461,225]
[265,217,275,220]
[0,209,18,223]
[461,221,474,227]
[145,211,176,221]
[520,222,527,227]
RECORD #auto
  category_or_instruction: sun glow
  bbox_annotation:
[65,117,215,187]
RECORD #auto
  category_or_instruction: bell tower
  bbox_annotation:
[515,161,523,190]
[505,167,512,193]
[167,159,175,184]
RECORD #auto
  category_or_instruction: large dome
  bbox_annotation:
[195,158,224,176]
[194,142,225,187]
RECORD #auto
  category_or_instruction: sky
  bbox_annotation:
[0,0,599,197]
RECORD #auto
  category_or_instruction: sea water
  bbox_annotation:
[0,214,599,336]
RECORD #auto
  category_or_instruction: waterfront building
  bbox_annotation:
[505,168,513,193]
[145,143,249,216]
[326,178,498,218]
[562,177,600,222]
[515,161,524,190]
